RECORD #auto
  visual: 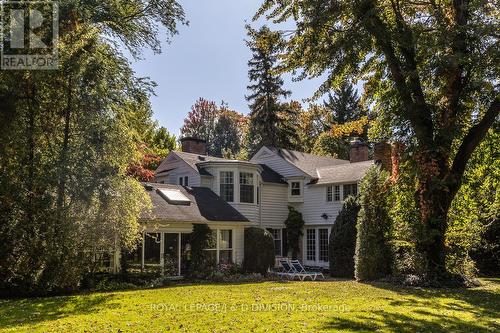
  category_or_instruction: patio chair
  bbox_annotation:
[276,259,296,280]
[289,260,326,281]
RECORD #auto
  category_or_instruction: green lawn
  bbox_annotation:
[1,278,499,332]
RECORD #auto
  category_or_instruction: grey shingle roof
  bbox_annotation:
[259,164,286,184]
[156,151,228,174]
[141,183,249,223]
[315,160,374,184]
[266,147,350,177]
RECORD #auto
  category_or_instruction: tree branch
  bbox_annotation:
[450,96,500,186]
[357,0,434,146]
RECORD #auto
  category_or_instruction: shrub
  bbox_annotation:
[354,166,391,281]
[284,206,305,259]
[329,196,360,277]
[243,227,275,274]
[189,224,216,278]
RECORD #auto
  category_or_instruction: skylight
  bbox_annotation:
[157,189,191,206]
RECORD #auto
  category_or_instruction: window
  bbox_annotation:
[343,183,358,199]
[306,229,316,261]
[219,230,233,264]
[239,172,254,203]
[291,182,301,196]
[205,229,233,264]
[267,228,282,256]
[144,232,161,264]
[319,229,329,262]
[220,171,234,202]
[179,177,183,186]
[334,185,341,201]
[326,186,332,201]
[184,176,189,186]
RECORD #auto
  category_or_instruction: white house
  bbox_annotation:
[131,137,386,276]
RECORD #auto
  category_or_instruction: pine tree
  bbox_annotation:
[246,25,291,153]
[323,82,363,125]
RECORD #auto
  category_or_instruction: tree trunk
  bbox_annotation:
[415,150,458,282]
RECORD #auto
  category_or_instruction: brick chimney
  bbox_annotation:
[349,138,369,163]
[373,142,392,172]
[180,137,207,155]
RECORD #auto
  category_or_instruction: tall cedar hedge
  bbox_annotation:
[329,196,360,277]
[354,166,392,281]
[243,227,275,274]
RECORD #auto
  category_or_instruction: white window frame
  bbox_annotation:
[267,228,283,257]
[205,229,234,264]
[219,171,235,202]
[239,172,255,204]
[334,185,341,201]
[290,181,301,196]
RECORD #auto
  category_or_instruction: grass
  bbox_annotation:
[0,278,499,332]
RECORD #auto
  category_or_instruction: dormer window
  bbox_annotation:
[291,182,301,196]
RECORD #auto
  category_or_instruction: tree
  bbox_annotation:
[212,104,247,158]
[329,196,360,277]
[181,98,218,154]
[297,104,330,153]
[355,166,391,281]
[257,1,499,282]
[0,0,185,294]
[284,206,305,259]
[324,82,363,125]
[246,25,292,154]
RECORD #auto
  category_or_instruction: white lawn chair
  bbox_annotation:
[289,260,325,281]
[276,259,296,280]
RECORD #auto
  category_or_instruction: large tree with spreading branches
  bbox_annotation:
[256,0,499,282]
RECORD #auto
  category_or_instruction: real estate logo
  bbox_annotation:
[0,1,58,70]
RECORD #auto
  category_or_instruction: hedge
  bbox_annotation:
[329,196,360,277]
[354,166,392,281]
[242,227,275,274]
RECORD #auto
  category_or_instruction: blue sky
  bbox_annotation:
[129,0,325,137]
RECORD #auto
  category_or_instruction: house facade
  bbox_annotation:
[136,137,383,275]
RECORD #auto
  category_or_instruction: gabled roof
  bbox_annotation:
[266,147,350,177]
[155,151,228,175]
[141,183,249,223]
[315,160,374,185]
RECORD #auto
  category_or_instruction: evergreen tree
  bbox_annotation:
[246,25,291,154]
[323,82,363,125]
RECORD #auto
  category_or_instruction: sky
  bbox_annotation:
[129,0,326,137]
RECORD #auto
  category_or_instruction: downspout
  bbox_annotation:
[259,180,263,228]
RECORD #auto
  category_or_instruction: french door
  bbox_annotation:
[304,228,330,267]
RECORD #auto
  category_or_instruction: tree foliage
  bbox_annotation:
[246,25,296,154]
[284,206,305,259]
[256,0,499,282]
[0,0,184,294]
[324,82,364,125]
[355,166,391,281]
[243,227,275,275]
[329,196,360,277]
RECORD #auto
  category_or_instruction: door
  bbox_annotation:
[164,233,179,276]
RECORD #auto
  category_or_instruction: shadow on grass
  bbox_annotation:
[323,280,500,333]
[0,293,116,329]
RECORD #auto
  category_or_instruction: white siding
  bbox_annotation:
[154,153,201,186]
[301,184,343,226]
[261,183,289,228]
[250,148,307,178]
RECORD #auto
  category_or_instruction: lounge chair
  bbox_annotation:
[289,260,325,281]
[276,259,296,280]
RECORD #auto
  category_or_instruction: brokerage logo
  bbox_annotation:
[0,1,58,70]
